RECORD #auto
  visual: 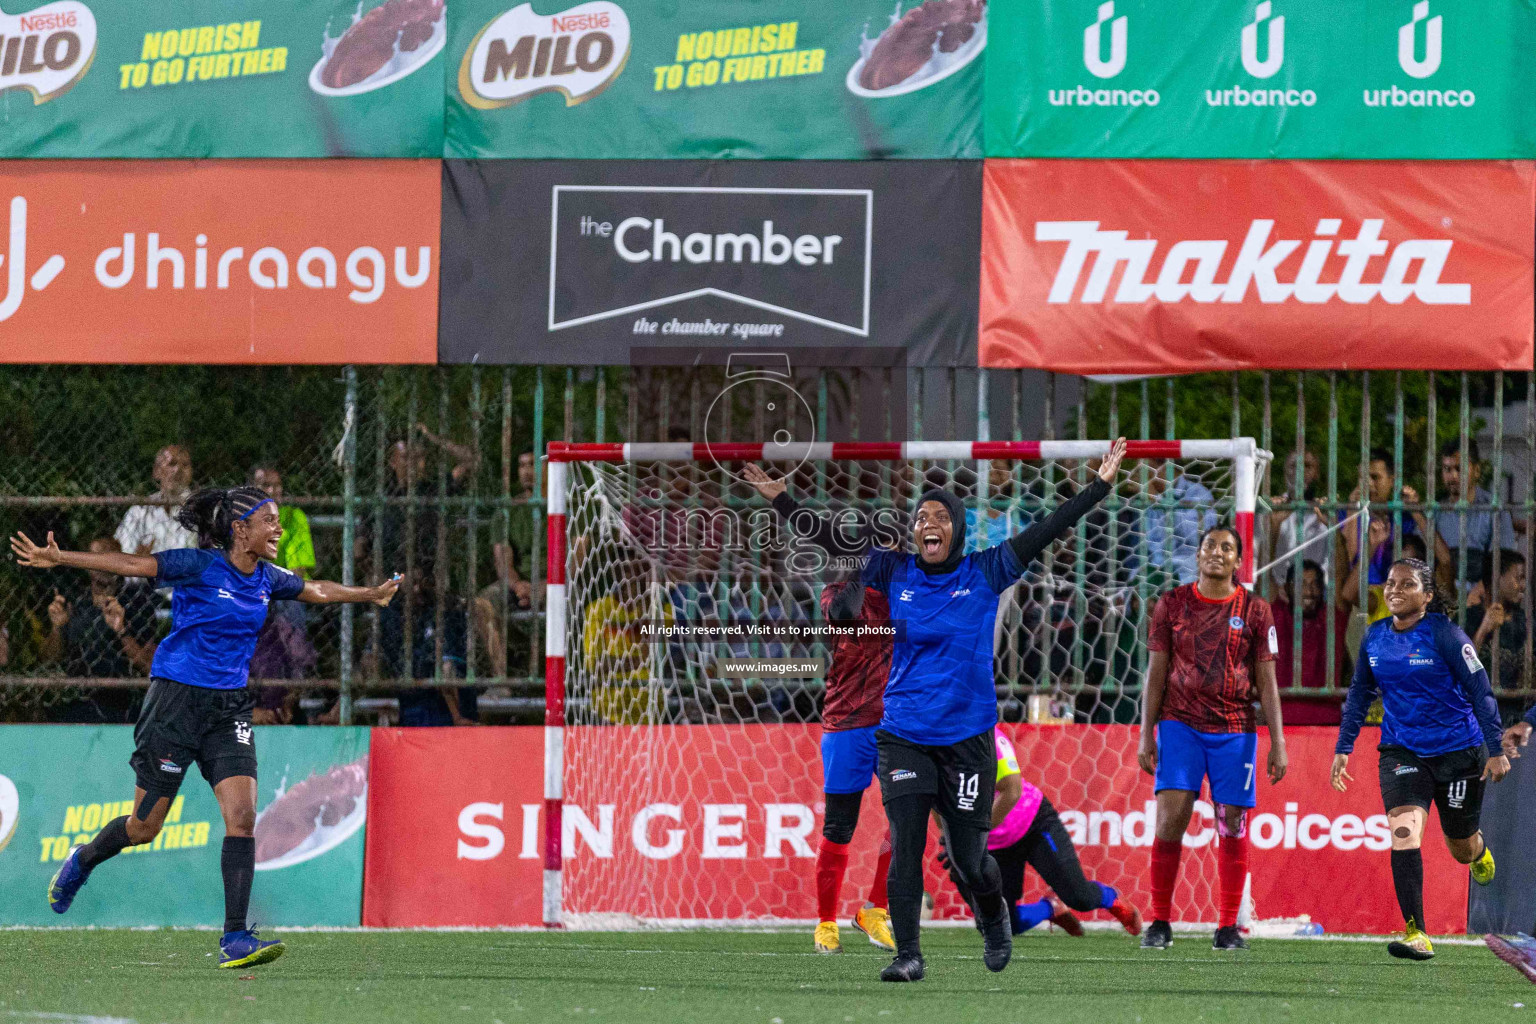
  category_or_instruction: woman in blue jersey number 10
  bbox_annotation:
[11,486,401,970]
[745,437,1125,983]
[1331,558,1508,963]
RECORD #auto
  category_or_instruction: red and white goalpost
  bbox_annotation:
[542,439,1264,928]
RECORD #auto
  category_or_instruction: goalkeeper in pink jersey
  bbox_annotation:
[941,727,1142,937]
[813,571,897,954]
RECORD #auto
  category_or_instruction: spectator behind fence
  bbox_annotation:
[248,465,318,724]
[1137,460,1216,585]
[1434,438,1519,594]
[1270,559,1350,726]
[1269,450,1331,588]
[508,450,539,590]
[114,444,197,562]
[1342,448,1432,590]
[472,541,532,680]
[377,568,477,727]
[1464,549,1528,691]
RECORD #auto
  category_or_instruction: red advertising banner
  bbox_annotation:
[0,161,439,364]
[364,725,1465,934]
[979,160,1535,374]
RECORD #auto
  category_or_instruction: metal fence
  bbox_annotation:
[1,365,1530,725]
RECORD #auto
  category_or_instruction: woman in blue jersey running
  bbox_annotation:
[11,486,400,969]
[746,438,1125,982]
[1331,557,1508,962]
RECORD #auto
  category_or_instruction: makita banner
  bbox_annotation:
[0,160,439,363]
[986,0,1536,158]
[438,160,981,366]
[446,0,983,158]
[980,160,1535,373]
[363,724,1463,933]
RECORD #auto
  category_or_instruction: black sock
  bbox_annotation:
[78,816,133,872]
[1390,848,1425,931]
[888,895,923,959]
[222,836,256,934]
[972,854,1006,923]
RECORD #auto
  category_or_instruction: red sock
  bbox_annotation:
[867,830,892,909]
[1150,837,1183,922]
[1217,834,1249,929]
[816,840,850,923]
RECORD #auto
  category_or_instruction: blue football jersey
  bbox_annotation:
[1337,613,1503,757]
[151,548,306,690]
[862,543,1026,746]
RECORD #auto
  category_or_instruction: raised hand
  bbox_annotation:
[373,573,403,608]
[102,597,126,635]
[46,591,70,628]
[741,463,786,502]
[11,531,62,569]
[1097,437,1127,484]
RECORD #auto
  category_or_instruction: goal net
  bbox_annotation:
[543,439,1264,928]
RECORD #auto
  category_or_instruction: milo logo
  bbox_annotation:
[0,1,96,104]
[458,1,629,109]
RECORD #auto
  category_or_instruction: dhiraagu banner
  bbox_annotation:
[0,725,368,926]
[986,0,1536,157]
[446,0,985,158]
[0,0,445,156]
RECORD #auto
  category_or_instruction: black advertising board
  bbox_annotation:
[439,160,981,365]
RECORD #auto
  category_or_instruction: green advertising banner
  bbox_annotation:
[986,0,1536,157]
[0,0,444,157]
[0,725,368,926]
[445,0,985,158]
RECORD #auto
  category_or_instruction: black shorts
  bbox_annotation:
[876,728,995,832]
[129,677,257,798]
[1378,744,1486,840]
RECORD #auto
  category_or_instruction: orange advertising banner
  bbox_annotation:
[0,161,439,364]
[980,160,1535,373]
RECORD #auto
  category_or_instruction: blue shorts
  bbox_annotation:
[1154,719,1258,809]
[821,725,879,794]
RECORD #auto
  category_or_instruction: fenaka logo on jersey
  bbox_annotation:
[548,184,872,335]
[0,1,96,104]
[459,2,630,109]
[1034,218,1470,306]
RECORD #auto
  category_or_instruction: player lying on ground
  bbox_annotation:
[1138,525,1287,952]
[11,487,399,970]
[813,569,895,954]
[746,437,1125,982]
[939,725,1142,938]
[1332,557,1508,962]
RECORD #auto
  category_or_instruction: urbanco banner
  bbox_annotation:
[986,0,1536,158]
[980,160,1535,374]
[0,0,445,157]
[362,724,1462,933]
[0,160,439,364]
[446,0,983,158]
[438,160,982,366]
[0,726,369,926]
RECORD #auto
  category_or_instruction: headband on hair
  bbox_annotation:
[235,498,274,523]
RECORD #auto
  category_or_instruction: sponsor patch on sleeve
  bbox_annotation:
[1268,625,1279,656]
[1462,642,1484,675]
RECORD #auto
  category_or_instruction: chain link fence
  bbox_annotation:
[2,365,1530,725]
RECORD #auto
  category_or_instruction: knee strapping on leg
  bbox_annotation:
[821,791,863,847]
[1215,805,1247,840]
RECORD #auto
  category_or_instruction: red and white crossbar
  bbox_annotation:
[539,437,1262,926]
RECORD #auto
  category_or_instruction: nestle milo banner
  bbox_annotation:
[987,0,1536,158]
[446,0,984,158]
[0,725,368,926]
[0,0,444,157]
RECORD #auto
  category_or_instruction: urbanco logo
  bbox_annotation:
[1082,1,1125,79]
[1241,1,1284,79]
[459,1,630,109]
[1398,1,1440,79]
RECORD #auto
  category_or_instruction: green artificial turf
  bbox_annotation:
[0,929,1531,1024]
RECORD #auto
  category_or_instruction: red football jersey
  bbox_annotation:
[1148,583,1278,734]
[819,582,891,732]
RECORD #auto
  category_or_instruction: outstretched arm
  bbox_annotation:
[10,532,158,578]
[1006,437,1125,568]
[298,574,402,607]
[742,464,871,561]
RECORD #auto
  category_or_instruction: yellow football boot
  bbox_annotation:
[814,920,842,953]
[852,904,897,951]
